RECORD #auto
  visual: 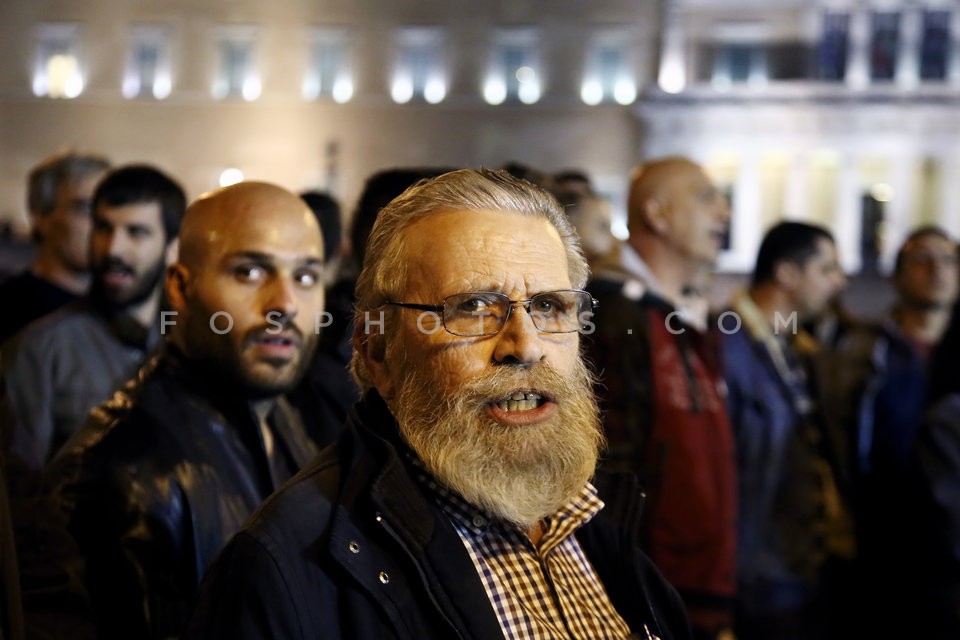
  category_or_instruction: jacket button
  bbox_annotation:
[348,541,360,554]
[378,571,390,584]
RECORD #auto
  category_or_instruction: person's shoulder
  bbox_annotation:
[47,357,165,477]
[0,270,33,295]
[7,301,98,349]
[243,445,345,544]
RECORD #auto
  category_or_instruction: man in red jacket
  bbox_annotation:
[586,157,736,640]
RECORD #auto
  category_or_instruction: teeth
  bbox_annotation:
[497,392,542,412]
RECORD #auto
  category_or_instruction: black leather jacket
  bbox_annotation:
[43,348,320,639]
[185,391,692,640]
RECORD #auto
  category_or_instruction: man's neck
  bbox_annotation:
[893,303,951,345]
[30,255,89,295]
[631,239,702,306]
[748,285,796,335]
[250,398,277,424]
[125,287,163,330]
[526,521,544,546]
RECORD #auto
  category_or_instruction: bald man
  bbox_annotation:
[584,157,737,639]
[44,182,325,639]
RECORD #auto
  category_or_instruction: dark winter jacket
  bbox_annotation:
[42,348,319,639]
[184,391,692,640]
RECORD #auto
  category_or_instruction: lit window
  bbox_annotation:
[920,10,951,81]
[712,44,767,88]
[392,27,446,104]
[581,32,635,105]
[124,25,172,100]
[33,23,83,99]
[485,28,540,105]
[213,26,259,101]
[303,28,352,103]
[870,12,900,82]
[817,12,850,81]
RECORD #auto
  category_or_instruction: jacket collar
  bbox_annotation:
[327,391,509,640]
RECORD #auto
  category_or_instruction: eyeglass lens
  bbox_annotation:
[442,291,591,336]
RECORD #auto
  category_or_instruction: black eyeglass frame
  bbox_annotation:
[383,289,598,337]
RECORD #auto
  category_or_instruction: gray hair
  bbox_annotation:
[351,167,589,390]
[27,151,110,216]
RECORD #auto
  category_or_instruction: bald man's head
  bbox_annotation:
[178,181,323,271]
[626,157,703,230]
[167,181,326,398]
[625,156,730,271]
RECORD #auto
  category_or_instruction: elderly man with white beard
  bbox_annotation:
[185,168,692,640]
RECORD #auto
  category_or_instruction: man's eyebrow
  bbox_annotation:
[225,251,274,263]
[225,251,324,267]
[299,257,324,268]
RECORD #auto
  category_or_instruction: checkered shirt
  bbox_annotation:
[412,462,635,640]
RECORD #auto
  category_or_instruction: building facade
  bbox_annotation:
[0,0,956,273]
[0,0,655,239]
[646,0,960,272]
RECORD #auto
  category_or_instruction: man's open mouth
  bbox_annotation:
[494,391,547,412]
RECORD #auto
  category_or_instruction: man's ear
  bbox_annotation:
[640,199,669,236]
[29,212,48,243]
[353,320,395,399]
[774,260,800,290]
[165,263,190,313]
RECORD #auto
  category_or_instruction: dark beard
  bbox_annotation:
[90,257,165,313]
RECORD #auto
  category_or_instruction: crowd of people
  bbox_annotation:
[0,150,957,640]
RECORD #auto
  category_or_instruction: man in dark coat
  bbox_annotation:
[185,168,692,640]
[44,182,327,639]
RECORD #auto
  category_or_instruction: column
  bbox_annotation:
[884,154,916,269]
[657,0,686,94]
[731,153,762,273]
[937,152,960,233]
[896,7,922,89]
[784,151,810,222]
[846,7,870,90]
[950,9,960,85]
[835,152,862,273]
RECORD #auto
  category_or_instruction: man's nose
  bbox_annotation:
[106,230,129,257]
[263,277,299,321]
[492,304,545,367]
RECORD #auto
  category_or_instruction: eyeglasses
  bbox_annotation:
[384,289,598,337]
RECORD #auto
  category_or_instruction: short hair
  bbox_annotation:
[553,169,591,186]
[351,168,588,389]
[752,221,835,287]
[27,151,110,216]
[893,225,955,275]
[91,165,186,243]
[300,191,342,263]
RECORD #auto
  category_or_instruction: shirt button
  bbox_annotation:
[348,541,360,554]
[378,571,390,584]
[472,515,486,528]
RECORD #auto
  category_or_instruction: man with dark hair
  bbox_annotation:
[890,226,958,355]
[0,165,185,484]
[585,157,736,639]
[0,151,110,343]
[722,221,851,639]
[45,181,324,639]
[818,225,957,637]
[300,190,343,273]
[184,169,691,640]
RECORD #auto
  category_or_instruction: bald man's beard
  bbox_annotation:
[392,355,604,529]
